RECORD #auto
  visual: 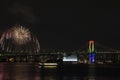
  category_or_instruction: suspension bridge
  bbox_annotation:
[76,40,120,64]
[0,40,120,64]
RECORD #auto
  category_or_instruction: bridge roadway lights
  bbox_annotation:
[0,53,120,63]
[0,53,62,63]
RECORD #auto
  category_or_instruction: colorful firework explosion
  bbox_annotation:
[0,24,40,53]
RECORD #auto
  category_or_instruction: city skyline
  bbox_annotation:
[0,1,120,49]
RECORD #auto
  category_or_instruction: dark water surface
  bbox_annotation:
[0,63,120,80]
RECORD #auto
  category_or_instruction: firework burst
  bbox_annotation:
[0,24,40,53]
[12,26,31,45]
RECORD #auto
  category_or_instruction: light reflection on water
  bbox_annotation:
[0,63,41,80]
[0,63,120,80]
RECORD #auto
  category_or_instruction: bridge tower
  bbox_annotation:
[88,40,95,63]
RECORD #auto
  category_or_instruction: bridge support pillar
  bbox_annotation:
[89,53,95,63]
[89,40,95,63]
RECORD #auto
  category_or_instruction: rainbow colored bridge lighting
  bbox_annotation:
[89,40,95,63]
[89,40,95,53]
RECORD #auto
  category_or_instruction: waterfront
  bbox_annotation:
[0,62,120,80]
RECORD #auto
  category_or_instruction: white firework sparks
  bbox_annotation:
[12,26,31,45]
[0,24,40,53]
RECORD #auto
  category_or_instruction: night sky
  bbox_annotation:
[0,1,120,50]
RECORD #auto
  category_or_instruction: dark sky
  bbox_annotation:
[0,1,120,50]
